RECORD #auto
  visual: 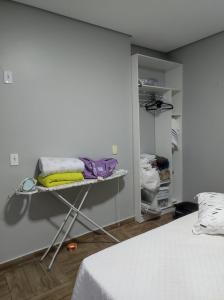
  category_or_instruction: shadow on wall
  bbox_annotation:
[4,194,29,225]
[4,178,125,233]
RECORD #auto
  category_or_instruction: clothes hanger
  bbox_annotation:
[142,93,173,112]
[145,99,173,112]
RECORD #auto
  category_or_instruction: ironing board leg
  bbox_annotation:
[115,177,120,226]
[40,186,84,263]
[47,186,91,270]
[53,191,120,244]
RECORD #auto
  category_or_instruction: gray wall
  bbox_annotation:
[0,0,133,263]
[139,107,155,154]
[169,32,224,202]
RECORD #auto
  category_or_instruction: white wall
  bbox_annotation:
[169,32,224,202]
[0,0,133,263]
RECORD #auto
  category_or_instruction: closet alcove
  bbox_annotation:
[132,54,183,222]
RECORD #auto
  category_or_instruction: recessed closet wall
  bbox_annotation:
[132,54,183,222]
[139,68,166,154]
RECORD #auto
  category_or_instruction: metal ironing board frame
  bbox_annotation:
[20,169,127,270]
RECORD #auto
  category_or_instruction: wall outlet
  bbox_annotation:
[112,144,118,155]
[4,70,13,84]
[10,153,19,166]
[0,70,3,83]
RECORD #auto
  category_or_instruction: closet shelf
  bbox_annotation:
[172,89,181,96]
[160,203,174,211]
[142,201,174,212]
[160,180,170,186]
[172,114,182,117]
[139,85,181,95]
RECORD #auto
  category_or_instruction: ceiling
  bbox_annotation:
[14,0,224,52]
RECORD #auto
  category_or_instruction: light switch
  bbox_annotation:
[10,153,19,166]
[4,71,13,84]
[112,144,118,155]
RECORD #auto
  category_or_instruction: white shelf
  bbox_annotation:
[140,201,175,221]
[160,206,175,215]
[139,85,181,95]
[160,180,170,186]
[139,199,176,223]
[172,89,181,96]
[160,203,174,211]
[138,54,181,71]
[139,85,170,93]
[172,114,182,117]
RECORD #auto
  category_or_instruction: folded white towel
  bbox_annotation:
[39,157,85,177]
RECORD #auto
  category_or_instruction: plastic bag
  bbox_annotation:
[140,164,160,192]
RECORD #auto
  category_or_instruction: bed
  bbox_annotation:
[72,212,224,300]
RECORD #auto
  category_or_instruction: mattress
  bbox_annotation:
[72,212,224,300]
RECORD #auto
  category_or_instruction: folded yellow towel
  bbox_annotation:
[38,172,84,187]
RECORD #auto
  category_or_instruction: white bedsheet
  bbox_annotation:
[72,213,224,300]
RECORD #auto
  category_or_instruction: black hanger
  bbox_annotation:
[138,80,143,87]
[145,100,173,112]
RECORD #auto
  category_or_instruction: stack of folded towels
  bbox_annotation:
[37,157,85,187]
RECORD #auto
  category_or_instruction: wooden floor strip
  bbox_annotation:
[0,214,173,300]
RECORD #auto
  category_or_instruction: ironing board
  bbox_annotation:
[17,169,127,270]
